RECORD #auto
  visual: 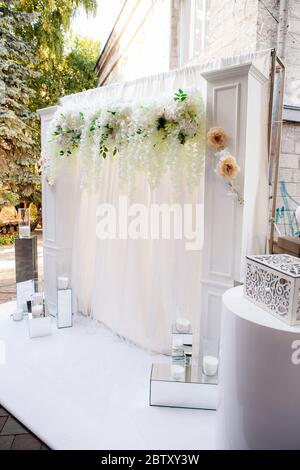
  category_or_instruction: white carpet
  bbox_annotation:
[0,301,217,450]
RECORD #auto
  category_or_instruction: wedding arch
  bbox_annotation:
[38,49,271,357]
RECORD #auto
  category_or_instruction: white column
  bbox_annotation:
[200,63,269,360]
[38,106,58,316]
[38,106,78,316]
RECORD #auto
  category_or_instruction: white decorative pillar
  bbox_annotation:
[38,106,78,316]
[38,106,58,316]
[200,63,269,361]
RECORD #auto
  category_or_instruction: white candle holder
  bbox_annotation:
[18,208,30,238]
[12,307,24,321]
[57,276,69,290]
[172,322,193,365]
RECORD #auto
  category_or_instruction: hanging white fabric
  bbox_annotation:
[50,49,271,354]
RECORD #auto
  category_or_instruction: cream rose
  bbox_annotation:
[207,127,228,150]
[216,155,240,180]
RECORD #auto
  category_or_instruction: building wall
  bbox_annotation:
[96,0,300,239]
[205,0,258,58]
[256,0,279,51]
[97,0,172,85]
[276,0,300,237]
[276,122,300,236]
[283,0,300,106]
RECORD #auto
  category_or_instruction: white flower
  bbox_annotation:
[46,89,206,192]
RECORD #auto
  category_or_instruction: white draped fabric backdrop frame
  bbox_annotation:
[39,49,271,357]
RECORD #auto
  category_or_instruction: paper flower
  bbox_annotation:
[216,155,240,180]
[207,127,228,150]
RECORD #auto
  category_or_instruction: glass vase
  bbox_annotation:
[18,208,30,238]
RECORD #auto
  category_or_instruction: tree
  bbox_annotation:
[0,0,98,211]
[17,0,97,61]
[0,1,39,206]
[34,34,99,110]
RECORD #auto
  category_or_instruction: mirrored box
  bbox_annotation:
[28,313,51,338]
[57,288,72,328]
[15,236,38,310]
[150,363,218,410]
[15,236,38,283]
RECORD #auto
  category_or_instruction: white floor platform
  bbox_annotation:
[0,301,217,450]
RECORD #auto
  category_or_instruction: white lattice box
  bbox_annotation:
[244,254,300,325]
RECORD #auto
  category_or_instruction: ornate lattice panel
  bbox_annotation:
[244,254,300,326]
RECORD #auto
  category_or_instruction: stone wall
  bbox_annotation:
[276,122,300,236]
[284,0,300,106]
[256,0,279,50]
[96,0,300,239]
[205,0,258,58]
[275,0,300,237]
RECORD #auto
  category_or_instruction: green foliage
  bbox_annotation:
[0,189,20,207]
[17,0,97,60]
[0,0,40,206]
[0,234,16,245]
[0,0,99,210]
[174,89,187,102]
[34,35,99,110]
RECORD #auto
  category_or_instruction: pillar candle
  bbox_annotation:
[19,226,30,238]
[203,355,219,376]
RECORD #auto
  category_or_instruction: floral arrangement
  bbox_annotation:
[46,89,206,190]
[207,127,244,205]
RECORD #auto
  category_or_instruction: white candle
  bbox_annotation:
[175,318,190,333]
[13,308,24,321]
[171,364,185,380]
[19,225,30,238]
[57,276,68,290]
[32,304,43,317]
[203,355,219,376]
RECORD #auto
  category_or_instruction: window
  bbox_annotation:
[179,0,210,66]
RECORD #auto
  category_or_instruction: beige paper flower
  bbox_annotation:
[207,127,228,149]
[217,155,240,180]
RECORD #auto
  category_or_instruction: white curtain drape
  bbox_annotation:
[54,49,271,354]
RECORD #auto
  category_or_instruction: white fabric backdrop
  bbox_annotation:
[54,49,271,354]
[68,69,206,355]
